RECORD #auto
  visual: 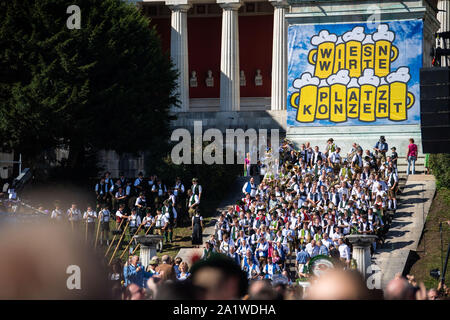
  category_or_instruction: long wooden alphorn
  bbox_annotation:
[131,222,153,255]
[104,219,125,257]
[108,220,129,265]
[84,217,89,243]
[95,212,102,248]
[119,223,143,260]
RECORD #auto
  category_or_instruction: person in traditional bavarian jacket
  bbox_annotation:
[173,177,185,222]
[191,209,203,248]
[83,205,97,242]
[67,202,82,230]
[325,138,337,158]
[152,179,167,208]
[153,207,168,239]
[95,177,109,210]
[134,192,147,220]
[242,177,258,198]
[128,208,142,236]
[115,203,128,231]
[191,178,202,202]
[186,188,200,220]
[98,204,111,246]
[328,146,342,174]
[162,199,177,244]
[262,256,281,280]
[133,172,145,197]
[109,179,122,212]
[386,166,399,212]
[50,202,63,222]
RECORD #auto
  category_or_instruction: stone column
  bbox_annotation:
[135,235,164,268]
[218,0,242,112]
[437,0,450,66]
[270,0,289,111]
[345,235,378,279]
[168,1,192,112]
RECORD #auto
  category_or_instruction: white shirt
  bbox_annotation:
[173,183,185,196]
[128,214,141,227]
[188,194,200,206]
[116,210,126,219]
[152,184,167,196]
[329,151,341,164]
[162,206,177,219]
[99,209,110,223]
[155,214,168,228]
[67,208,82,221]
[143,216,154,227]
[8,188,17,200]
[339,243,351,260]
[83,210,97,223]
[220,239,235,254]
[51,209,62,220]
[242,181,257,197]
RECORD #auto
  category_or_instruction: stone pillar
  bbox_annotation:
[345,235,378,279]
[168,1,192,112]
[218,0,242,111]
[437,0,450,66]
[135,235,164,268]
[270,0,289,111]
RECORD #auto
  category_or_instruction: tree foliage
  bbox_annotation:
[429,154,450,190]
[0,0,177,170]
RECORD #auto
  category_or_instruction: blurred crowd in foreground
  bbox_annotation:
[0,224,447,300]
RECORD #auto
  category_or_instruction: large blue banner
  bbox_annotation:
[287,20,423,127]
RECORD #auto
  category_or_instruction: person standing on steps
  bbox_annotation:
[192,210,203,248]
[406,138,418,175]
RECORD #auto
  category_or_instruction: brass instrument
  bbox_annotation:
[347,143,361,162]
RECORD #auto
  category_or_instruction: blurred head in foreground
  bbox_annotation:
[384,276,415,300]
[248,279,283,300]
[306,269,371,300]
[0,223,112,299]
[189,254,248,300]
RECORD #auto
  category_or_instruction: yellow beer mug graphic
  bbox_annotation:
[373,24,398,77]
[362,34,375,71]
[376,78,389,118]
[290,73,320,123]
[327,70,350,122]
[316,80,331,120]
[346,78,360,119]
[343,26,365,78]
[358,69,380,122]
[309,30,338,79]
[333,36,346,74]
[386,67,414,121]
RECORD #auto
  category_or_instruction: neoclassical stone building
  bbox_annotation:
[140,0,289,132]
[137,0,448,155]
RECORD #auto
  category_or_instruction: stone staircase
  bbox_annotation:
[284,173,409,280]
[371,175,436,289]
[396,155,426,174]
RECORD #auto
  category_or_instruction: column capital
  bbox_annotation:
[166,0,192,11]
[217,0,242,11]
[270,0,289,9]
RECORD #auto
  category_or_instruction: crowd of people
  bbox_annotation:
[2,134,448,301]
[38,171,203,252]
[202,136,404,282]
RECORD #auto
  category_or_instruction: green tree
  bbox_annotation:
[0,0,177,174]
[429,154,450,190]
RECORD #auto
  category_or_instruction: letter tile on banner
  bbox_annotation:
[287,20,422,127]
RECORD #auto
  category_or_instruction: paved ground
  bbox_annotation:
[372,174,436,289]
